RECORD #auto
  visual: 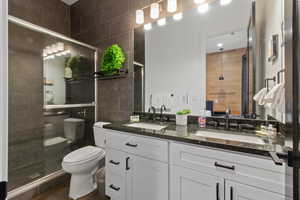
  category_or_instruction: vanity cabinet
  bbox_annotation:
[126,155,168,200]
[105,130,169,200]
[104,130,292,200]
[225,181,293,200]
[170,165,224,200]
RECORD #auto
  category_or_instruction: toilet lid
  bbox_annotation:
[63,146,104,164]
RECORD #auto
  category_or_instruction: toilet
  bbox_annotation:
[64,118,85,143]
[62,121,110,200]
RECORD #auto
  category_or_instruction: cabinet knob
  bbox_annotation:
[126,157,130,170]
[230,186,234,200]
[126,142,138,148]
[216,183,220,200]
[109,184,120,191]
[109,160,120,165]
[214,162,235,170]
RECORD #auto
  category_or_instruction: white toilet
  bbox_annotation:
[62,121,110,200]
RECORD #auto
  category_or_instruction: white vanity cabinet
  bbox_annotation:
[225,181,293,200]
[104,129,292,200]
[171,165,224,200]
[170,142,293,200]
[105,130,169,200]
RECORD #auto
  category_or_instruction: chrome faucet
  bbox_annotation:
[160,105,167,122]
[148,106,156,120]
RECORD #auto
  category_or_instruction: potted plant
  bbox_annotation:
[176,109,191,126]
[100,44,126,76]
[65,55,90,79]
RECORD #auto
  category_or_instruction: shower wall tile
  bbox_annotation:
[70,0,140,122]
[8,0,71,35]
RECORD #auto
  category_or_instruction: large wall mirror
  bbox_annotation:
[134,0,286,123]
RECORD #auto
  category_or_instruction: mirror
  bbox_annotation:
[134,0,285,122]
[43,38,95,106]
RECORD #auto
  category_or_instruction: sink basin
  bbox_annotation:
[195,131,265,145]
[126,123,167,131]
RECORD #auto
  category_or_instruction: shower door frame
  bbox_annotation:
[0,0,8,199]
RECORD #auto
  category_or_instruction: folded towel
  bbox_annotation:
[253,88,268,106]
[271,83,285,110]
[264,83,282,103]
[274,82,285,112]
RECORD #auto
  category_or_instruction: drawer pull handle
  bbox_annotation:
[109,184,120,191]
[126,143,138,148]
[216,183,220,200]
[230,186,233,200]
[109,160,120,165]
[126,157,130,170]
[214,162,235,170]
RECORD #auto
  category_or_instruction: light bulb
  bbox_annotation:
[157,18,166,26]
[144,23,152,31]
[194,0,206,4]
[173,12,183,21]
[220,0,232,6]
[57,42,64,51]
[150,3,160,19]
[167,0,177,13]
[217,43,223,47]
[198,3,209,13]
[136,9,144,24]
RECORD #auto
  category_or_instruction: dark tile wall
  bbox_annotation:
[70,0,156,122]
[8,23,45,190]
[8,0,72,190]
[8,0,71,35]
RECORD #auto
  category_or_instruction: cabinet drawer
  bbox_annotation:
[105,171,126,200]
[106,148,128,175]
[170,142,293,197]
[106,131,168,162]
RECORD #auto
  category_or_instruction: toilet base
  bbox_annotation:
[69,171,97,200]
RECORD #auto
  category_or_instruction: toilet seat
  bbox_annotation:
[63,146,105,165]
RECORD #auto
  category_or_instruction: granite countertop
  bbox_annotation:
[103,121,291,158]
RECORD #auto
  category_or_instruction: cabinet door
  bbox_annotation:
[225,180,292,200]
[126,155,168,200]
[170,165,224,200]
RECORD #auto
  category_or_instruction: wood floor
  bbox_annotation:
[32,184,107,200]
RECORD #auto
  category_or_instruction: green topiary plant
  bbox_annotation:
[176,109,191,115]
[66,56,90,78]
[100,44,126,75]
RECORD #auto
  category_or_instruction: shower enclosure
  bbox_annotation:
[7,16,98,193]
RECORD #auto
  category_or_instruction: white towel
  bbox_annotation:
[272,82,285,111]
[264,83,282,103]
[253,88,268,106]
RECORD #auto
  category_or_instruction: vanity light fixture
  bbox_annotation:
[198,3,209,13]
[194,0,206,4]
[157,18,167,26]
[220,0,232,6]
[144,23,152,31]
[167,0,177,13]
[136,9,144,24]
[173,12,183,21]
[217,43,223,47]
[150,3,160,19]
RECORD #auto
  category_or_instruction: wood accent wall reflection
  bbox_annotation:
[206,48,246,115]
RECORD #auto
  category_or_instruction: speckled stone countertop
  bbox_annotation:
[103,121,291,158]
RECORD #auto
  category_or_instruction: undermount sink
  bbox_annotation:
[126,122,167,131]
[195,131,265,145]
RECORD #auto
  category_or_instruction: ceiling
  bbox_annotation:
[61,0,79,5]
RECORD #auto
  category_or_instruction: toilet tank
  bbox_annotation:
[64,118,85,141]
[94,122,111,148]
